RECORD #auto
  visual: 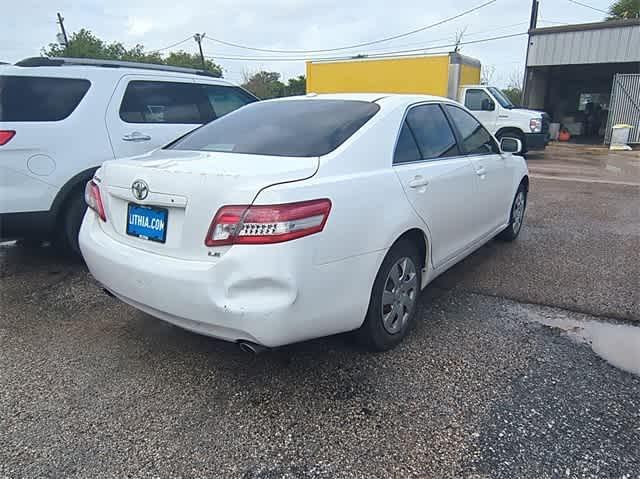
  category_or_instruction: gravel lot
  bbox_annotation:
[1,145,639,478]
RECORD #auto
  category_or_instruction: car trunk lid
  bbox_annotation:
[95,149,319,260]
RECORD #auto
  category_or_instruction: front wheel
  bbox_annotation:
[498,185,527,241]
[357,240,421,351]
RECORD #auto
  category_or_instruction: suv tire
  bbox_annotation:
[59,188,87,256]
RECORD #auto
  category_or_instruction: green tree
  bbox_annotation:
[501,69,523,106]
[242,71,285,99]
[162,51,222,76]
[285,75,306,96]
[501,87,522,106]
[42,29,221,77]
[608,0,640,19]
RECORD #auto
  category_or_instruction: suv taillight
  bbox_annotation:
[85,180,106,221]
[205,199,331,246]
[0,130,15,146]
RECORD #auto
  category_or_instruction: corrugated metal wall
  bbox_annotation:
[527,25,640,66]
[606,74,640,144]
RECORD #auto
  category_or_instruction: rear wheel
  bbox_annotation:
[498,184,527,241]
[357,240,421,351]
[57,188,87,256]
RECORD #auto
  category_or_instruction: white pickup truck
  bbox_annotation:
[458,84,550,154]
[306,54,550,154]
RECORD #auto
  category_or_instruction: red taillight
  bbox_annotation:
[0,130,15,146]
[205,199,332,246]
[84,180,106,222]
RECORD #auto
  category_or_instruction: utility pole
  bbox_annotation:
[193,33,206,70]
[528,0,539,30]
[522,0,539,105]
[56,12,69,47]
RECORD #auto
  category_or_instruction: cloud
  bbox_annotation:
[3,0,606,86]
[127,17,154,36]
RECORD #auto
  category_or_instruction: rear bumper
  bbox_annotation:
[524,132,549,151]
[79,212,383,348]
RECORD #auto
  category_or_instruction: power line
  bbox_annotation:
[148,36,193,53]
[538,18,569,25]
[205,31,527,62]
[331,21,529,55]
[566,0,609,15]
[203,0,498,54]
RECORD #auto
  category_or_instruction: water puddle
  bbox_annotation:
[525,309,640,377]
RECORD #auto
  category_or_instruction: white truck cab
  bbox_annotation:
[458,85,550,153]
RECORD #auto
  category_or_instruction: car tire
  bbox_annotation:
[357,239,422,351]
[58,187,87,256]
[498,184,527,242]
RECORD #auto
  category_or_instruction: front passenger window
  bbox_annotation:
[444,105,500,156]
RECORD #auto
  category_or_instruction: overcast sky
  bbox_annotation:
[3,0,610,87]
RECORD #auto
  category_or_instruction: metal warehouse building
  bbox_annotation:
[522,18,640,144]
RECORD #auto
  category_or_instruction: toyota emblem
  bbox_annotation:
[131,179,149,201]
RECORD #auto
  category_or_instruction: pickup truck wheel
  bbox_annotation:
[58,188,87,256]
[357,239,421,351]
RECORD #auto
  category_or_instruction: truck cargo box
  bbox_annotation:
[306,52,481,99]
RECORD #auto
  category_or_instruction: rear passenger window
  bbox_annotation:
[200,85,256,118]
[393,121,421,164]
[444,105,500,155]
[405,104,460,159]
[0,76,90,121]
[119,81,209,124]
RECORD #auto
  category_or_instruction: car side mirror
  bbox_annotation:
[481,98,495,111]
[500,137,522,154]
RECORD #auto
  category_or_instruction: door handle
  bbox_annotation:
[476,166,487,176]
[122,132,151,142]
[408,176,429,188]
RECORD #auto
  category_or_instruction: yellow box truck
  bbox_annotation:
[306,53,549,152]
[306,52,481,99]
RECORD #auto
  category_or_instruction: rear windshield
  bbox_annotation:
[0,75,90,122]
[168,99,380,157]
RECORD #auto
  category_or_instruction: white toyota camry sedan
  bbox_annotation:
[80,93,528,352]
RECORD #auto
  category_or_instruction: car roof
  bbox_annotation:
[274,92,460,108]
[6,57,238,86]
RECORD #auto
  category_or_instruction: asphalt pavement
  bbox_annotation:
[1,146,639,478]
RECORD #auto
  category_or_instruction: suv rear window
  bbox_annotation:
[0,76,90,122]
[168,99,380,157]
